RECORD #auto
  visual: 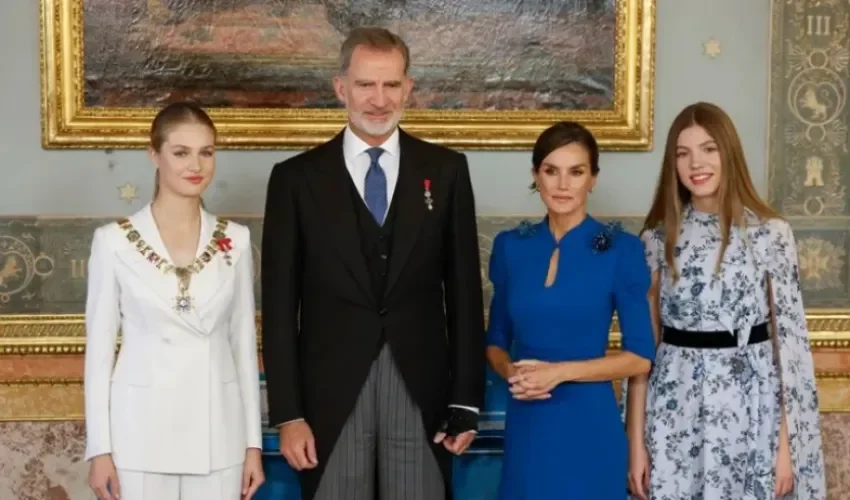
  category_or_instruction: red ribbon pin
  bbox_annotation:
[424,179,433,210]
[216,237,233,252]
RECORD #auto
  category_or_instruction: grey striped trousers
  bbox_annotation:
[314,344,445,500]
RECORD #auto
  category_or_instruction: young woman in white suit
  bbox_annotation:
[84,102,265,500]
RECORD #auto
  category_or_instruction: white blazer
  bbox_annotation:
[83,204,263,475]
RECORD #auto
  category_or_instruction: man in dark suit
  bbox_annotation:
[261,27,486,500]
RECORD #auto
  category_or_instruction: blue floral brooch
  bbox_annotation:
[516,220,536,237]
[591,221,622,254]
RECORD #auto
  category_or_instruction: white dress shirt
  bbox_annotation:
[342,125,401,217]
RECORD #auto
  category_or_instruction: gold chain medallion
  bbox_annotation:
[117,217,230,313]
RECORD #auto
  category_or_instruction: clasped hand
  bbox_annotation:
[507,359,565,400]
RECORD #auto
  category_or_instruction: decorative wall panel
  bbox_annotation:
[760,2,850,496]
[768,0,850,311]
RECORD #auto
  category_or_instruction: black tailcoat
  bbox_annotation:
[261,129,486,500]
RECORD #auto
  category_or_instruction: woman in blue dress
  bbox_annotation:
[485,121,656,499]
[624,102,825,500]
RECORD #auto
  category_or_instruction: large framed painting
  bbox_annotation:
[39,0,656,150]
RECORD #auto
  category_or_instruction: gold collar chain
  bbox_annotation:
[117,217,230,313]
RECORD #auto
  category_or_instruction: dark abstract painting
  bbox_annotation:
[82,0,616,111]
[42,0,651,149]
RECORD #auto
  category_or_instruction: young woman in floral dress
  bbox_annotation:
[625,102,825,500]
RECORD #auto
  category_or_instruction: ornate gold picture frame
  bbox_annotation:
[39,0,655,151]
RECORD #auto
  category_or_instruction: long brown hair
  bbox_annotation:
[642,102,779,280]
[150,101,217,200]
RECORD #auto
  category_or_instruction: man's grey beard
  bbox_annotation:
[349,110,403,138]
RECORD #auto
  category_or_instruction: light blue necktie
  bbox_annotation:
[364,147,387,225]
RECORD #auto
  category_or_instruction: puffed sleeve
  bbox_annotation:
[613,234,655,362]
[639,226,663,274]
[764,219,826,497]
[485,231,513,351]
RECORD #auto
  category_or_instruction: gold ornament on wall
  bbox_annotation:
[781,152,846,216]
[0,236,56,308]
[117,183,138,204]
[703,38,721,58]
[797,236,847,291]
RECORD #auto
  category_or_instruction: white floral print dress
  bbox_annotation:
[637,205,825,500]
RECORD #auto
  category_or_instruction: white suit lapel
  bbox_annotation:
[186,209,240,316]
[113,204,234,336]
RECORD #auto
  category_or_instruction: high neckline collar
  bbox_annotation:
[537,214,597,246]
[685,203,719,223]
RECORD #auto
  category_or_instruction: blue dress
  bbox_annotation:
[487,216,656,499]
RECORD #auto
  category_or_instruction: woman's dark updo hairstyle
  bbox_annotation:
[150,101,217,200]
[530,121,600,191]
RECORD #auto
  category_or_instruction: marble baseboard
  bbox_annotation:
[3,417,850,500]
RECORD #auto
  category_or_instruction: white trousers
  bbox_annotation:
[116,463,243,500]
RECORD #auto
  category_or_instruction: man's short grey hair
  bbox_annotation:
[339,27,411,75]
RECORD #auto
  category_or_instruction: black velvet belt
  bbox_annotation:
[662,322,769,348]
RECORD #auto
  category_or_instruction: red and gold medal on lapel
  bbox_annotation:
[214,232,233,266]
[117,217,232,313]
[424,179,433,211]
